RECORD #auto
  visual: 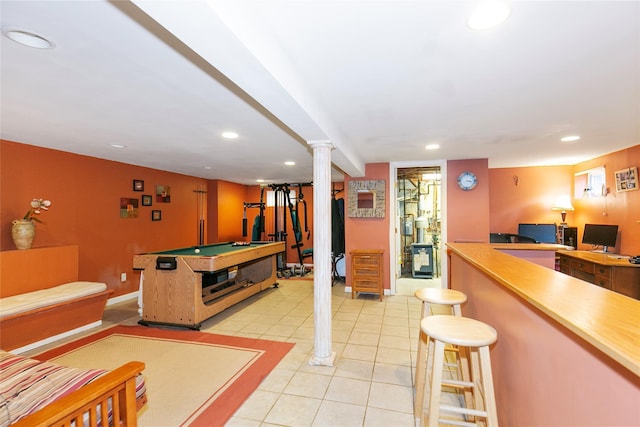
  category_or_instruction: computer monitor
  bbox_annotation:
[582,224,618,252]
[517,223,557,244]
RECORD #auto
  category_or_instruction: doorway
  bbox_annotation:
[392,163,444,296]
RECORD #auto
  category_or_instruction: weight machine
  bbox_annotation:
[242,186,266,241]
[243,182,313,277]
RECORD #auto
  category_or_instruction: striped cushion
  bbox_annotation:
[0,350,105,426]
[0,351,146,426]
[0,282,107,318]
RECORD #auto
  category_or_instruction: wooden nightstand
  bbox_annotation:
[350,249,384,301]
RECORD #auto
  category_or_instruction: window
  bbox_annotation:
[575,166,606,198]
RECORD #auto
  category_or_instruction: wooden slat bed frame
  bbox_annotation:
[11,361,146,427]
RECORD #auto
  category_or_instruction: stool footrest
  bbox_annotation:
[442,379,474,388]
[436,418,479,427]
[441,403,488,418]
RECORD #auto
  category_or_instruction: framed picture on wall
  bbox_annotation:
[347,179,385,218]
[120,197,139,218]
[156,185,171,203]
[614,167,638,192]
[133,179,144,192]
[152,210,162,221]
[141,195,152,206]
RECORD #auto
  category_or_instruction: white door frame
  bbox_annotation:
[389,160,448,294]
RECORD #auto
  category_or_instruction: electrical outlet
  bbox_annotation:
[121,272,127,282]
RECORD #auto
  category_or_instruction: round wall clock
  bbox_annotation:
[457,171,477,191]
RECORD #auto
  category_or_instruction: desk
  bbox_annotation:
[133,241,284,329]
[557,250,640,299]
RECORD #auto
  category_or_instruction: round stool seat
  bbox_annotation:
[413,288,468,420]
[414,288,467,306]
[421,315,497,347]
[419,315,499,426]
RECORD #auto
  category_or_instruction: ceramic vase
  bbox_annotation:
[11,219,36,250]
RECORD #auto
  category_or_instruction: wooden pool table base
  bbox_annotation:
[133,242,284,329]
[137,279,279,330]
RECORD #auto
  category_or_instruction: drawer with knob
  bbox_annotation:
[350,249,384,301]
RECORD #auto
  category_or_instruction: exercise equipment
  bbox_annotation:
[243,183,313,277]
[330,185,345,285]
[267,182,313,277]
[242,186,266,240]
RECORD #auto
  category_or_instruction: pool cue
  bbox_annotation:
[242,203,248,237]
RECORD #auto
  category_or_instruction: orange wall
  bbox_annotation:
[489,145,640,255]
[446,159,490,243]
[207,180,249,243]
[0,245,79,297]
[573,145,640,255]
[342,160,493,291]
[489,165,573,233]
[3,138,637,298]
[344,163,391,291]
[1,140,207,296]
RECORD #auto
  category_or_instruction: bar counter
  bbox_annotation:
[489,242,572,269]
[447,242,639,426]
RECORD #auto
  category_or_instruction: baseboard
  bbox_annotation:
[10,320,102,354]
[107,291,139,306]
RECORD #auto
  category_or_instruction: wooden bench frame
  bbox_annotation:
[0,245,111,352]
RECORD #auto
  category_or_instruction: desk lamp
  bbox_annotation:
[552,195,574,226]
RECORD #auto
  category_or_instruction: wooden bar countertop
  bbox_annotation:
[489,242,573,251]
[447,242,640,376]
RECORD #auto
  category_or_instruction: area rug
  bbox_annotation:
[33,325,295,427]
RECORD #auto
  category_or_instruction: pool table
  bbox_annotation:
[133,241,285,329]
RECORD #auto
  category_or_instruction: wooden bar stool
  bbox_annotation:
[414,288,467,419]
[420,315,498,427]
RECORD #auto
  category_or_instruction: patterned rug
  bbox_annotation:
[34,325,294,427]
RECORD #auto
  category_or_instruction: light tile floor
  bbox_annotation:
[201,278,428,426]
[25,277,449,426]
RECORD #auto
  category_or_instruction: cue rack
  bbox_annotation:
[194,184,207,246]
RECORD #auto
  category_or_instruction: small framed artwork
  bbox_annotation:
[141,194,153,206]
[152,210,162,221]
[120,197,139,218]
[133,179,144,192]
[156,185,171,203]
[347,179,386,218]
[615,167,638,192]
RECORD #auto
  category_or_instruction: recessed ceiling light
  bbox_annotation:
[561,135,581,142]
[425,143,440,150]
[110,144,127,149]
[256,179,265,183]
[4,29,54,49]
[284,161,295,166]
[204,166,212,170]
[468,1,511,30]
[222,131,239,139]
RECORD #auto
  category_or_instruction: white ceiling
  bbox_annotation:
[1,1,638,185]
